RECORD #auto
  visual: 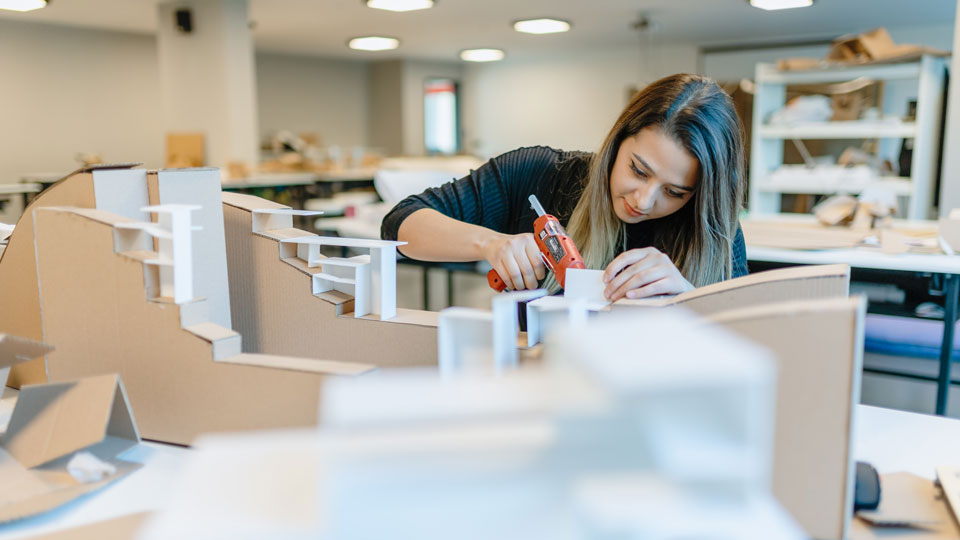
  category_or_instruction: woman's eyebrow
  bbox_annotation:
[632,152,694,192]
[631,153,657,176]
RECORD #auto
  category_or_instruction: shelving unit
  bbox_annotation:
[749,55,948,219]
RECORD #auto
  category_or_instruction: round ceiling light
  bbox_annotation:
[365,0,434,12]
[348,36,400,51]
[513,18,571,35]
[460,48,505,62]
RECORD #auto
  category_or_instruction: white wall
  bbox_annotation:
[460,44,700,159]
[257,52,369,149]
[0,20,165,184]
[0,19,372,187]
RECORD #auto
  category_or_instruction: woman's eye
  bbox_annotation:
[667,189,684,198]
[630,163,648,178]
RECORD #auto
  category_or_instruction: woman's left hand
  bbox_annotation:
[602,247,694,301]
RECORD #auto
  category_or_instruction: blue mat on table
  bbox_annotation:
[865,314,960,360]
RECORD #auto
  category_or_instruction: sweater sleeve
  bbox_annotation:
[380,146,561,241]
[732,225,748,278]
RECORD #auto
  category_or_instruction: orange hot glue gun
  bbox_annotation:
[487,194,585,292]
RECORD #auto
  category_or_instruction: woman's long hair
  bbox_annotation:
[548,74,744,292]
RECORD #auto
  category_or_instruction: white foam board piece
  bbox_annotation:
[143,204,200,304]
[492,289,547,373]
[525,296,589,347]
[92,168,150,222]
[157,169,233,328]
[564,269,609,309]
[437,307,494,377]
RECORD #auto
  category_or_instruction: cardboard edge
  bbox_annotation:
[358,308,438,328]
[0,334,54,370]
[217,353,376,376]
[221,191,290,211]
[840,295,868,540]
[673,264,851,303]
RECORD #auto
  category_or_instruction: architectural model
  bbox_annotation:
[0,164,436,444]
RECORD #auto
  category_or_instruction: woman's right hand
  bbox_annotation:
[480,232,546,290]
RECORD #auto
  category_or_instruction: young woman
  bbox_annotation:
[381,73,747,301]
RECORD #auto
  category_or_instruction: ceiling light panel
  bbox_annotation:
[0,0,46,12]
[348,36,400,51]
[749,0,814,10]
[460,49,505,62]
[366,0,434,12]
[513,18,571,35]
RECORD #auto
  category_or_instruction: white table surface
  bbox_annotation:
[747,245,960,274]
[220,172,317,190]
[0,388,957,539]
[0,184,41,195]
[743,215,960,274]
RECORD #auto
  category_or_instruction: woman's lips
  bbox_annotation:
[623,199,646,218]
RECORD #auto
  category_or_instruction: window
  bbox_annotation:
[424,78,459,154]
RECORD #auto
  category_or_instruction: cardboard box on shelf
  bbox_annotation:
[165,133,205,168]
[0,373,142,524]
[828,27,947,65]
[779,27,949,71]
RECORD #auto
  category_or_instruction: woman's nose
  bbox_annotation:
[634,187,655,212]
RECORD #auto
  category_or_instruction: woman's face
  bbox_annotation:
[609,126,699,224]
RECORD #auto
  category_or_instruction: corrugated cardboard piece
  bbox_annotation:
[612,263,851,316]
[32,206,372,445]
[0,334,53,392]
[0,164,141,387]
[3,374,139,468]
[0,374,142,524]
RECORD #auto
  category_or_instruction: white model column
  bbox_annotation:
[157,0,259,169]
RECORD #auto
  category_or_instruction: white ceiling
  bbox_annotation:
[1,0,955,61]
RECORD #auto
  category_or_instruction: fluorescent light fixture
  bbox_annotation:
[0,0,47,12]
[348,36,400,52]
[366,0,434,12]
[460,48,505,62]
[749,0,813,10]
[513,18,571,35]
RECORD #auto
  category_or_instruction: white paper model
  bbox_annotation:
[525,296,589,347]
[280,236,405,321]
[437,289,547,376]
[140,308,803,539]
[143,204,201,303]
[437,307,493,377]
[563,268,610,309]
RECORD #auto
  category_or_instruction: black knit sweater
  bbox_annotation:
[381,146,748,280]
